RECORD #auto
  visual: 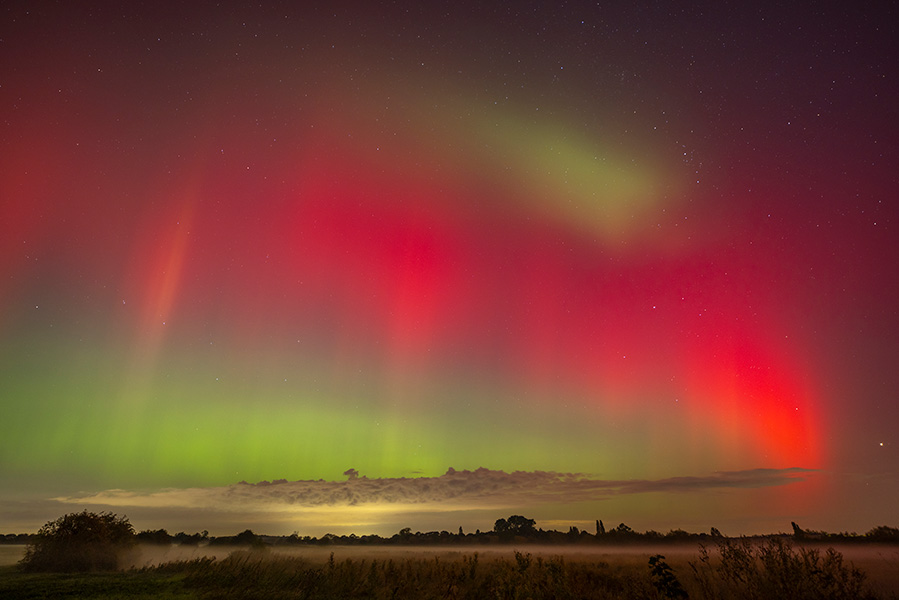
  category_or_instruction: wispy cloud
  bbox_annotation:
[55,467,814,512]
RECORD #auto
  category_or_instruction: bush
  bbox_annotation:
[649,554,688,599]
[19,511,135,572]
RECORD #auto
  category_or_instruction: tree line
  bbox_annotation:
[11,511,899,574]
[107,517,899,547]
[4,512,898,551]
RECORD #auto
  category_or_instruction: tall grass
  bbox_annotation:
[172,548,656,599]
[3,541,890,599]
[147,540,883,599]
[689,538,875,600]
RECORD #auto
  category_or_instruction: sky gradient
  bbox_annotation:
[1,1,896,537]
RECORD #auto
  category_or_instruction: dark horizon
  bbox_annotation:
[3,511,898,546]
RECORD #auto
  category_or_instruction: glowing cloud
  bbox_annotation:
[57,467,815,513]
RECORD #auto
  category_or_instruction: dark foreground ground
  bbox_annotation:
[1,542,898,599]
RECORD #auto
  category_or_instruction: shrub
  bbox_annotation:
[19,511,135,572]
[649,554,688,599]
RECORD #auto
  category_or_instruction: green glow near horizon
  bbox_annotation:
[1,333,668,492]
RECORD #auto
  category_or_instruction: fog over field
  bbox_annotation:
[3,540,898,596]
[132,541,899,597]
[5,540,895,574]
[124,542,707,569]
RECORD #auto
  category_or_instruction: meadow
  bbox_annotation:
[2,540,898,599]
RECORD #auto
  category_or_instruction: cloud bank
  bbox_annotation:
[55,467,814,513]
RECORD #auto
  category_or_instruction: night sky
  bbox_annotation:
[1,1,896,537]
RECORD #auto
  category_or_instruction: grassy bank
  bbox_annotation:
[0,565,195,599]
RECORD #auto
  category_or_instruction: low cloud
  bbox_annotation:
[55,467,814,513]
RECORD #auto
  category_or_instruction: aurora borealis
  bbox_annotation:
[1,2,896,536]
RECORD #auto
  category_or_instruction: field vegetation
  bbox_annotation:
[3,540,898,599]
[2,512,897,599]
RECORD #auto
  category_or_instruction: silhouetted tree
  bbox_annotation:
[234,529,259,545]
[173,531,207,546]
[494,518,509,535]
[615,522,633,535]
[494,515,536,538]
[665,529,691,540]
[865,525,899,541]
[136,529,172,545]
[506,515,536,534]
[19,511,135,572]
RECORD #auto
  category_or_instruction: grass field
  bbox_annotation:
[2,542,897,599]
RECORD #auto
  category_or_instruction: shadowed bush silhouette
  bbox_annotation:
[19,511,135,572]
[865,525,899,542]
[649,554,688,599]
